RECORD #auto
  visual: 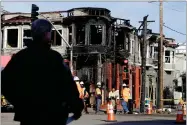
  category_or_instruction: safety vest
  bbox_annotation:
[76,82,84,99]
[82,88,89,98]
[96,88,101,95]
[79,88,89,99]
[122,88,130,102]
[1,96,7,106]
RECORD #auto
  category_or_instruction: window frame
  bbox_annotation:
[165,50,171,63]
[5,27,20,49]
[51,29,63,46]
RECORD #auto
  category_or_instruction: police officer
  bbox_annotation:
[2,19,84,125]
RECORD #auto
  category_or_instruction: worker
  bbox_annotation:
[1,19,84,125]
[1,95,7,106]
[109,88,117,110]
[74,76,83,98]
[80,81,89,114]
[121,83,130,114]
[95,82,102,114]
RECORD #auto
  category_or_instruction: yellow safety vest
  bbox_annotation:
[96,88,101,95]
[122,88,130,102]
[82,88,89,98]
[1,97,7,106]
[76,83,84,99]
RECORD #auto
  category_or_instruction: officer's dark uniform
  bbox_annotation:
[1,19,84,125]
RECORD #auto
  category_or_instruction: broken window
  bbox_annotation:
[51,30,62,46]
[23,29,32,47]
[89,10,95,15]
[90,10,95,15]
[96,10,99,15]
[90,25,103,45]
[100,10,104,15]
[165,50,170,63]
[76,24,85,45]
[116,30,125,50]
[7,29,18,48]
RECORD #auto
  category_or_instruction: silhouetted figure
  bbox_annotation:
[2,19,84,125]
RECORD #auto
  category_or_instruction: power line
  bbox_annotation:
[148,2,185,12]
[163,24,186,36]
[164,2,185,12]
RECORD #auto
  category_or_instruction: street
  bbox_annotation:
[1,113,186,125]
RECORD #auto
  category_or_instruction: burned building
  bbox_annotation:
[63,7,114,106]
[63,7,142,110]
[63,7,113,85]
[1,11,68,56]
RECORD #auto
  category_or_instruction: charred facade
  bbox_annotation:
[64,8,114,87]
[63,8,142,109]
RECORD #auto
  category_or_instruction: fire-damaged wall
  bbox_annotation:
[63,7,143,109]
[1,11,68,56]
[64,7,113,86]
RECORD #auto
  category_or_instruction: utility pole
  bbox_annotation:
[139,15,155,113]
[140,15,148,113]
[113,24,117,88]
[70,45,74,73]
[158,0,164,109]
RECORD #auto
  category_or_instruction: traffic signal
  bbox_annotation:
[31,4,39,22]
[123,59,128,72]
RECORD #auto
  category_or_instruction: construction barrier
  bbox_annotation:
[106,100,117,122]
[183,104,186,116]
[175,101,185,124]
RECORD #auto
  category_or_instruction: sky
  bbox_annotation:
[1,1,186,43]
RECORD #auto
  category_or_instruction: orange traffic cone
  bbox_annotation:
[175,102,185,124]
[183,104,186,116]
[106,101,117,122]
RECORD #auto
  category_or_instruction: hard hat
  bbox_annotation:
[74,76,80,81]
[80,81,84,85]
[97,82,101,85]
[122,83,127,87]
